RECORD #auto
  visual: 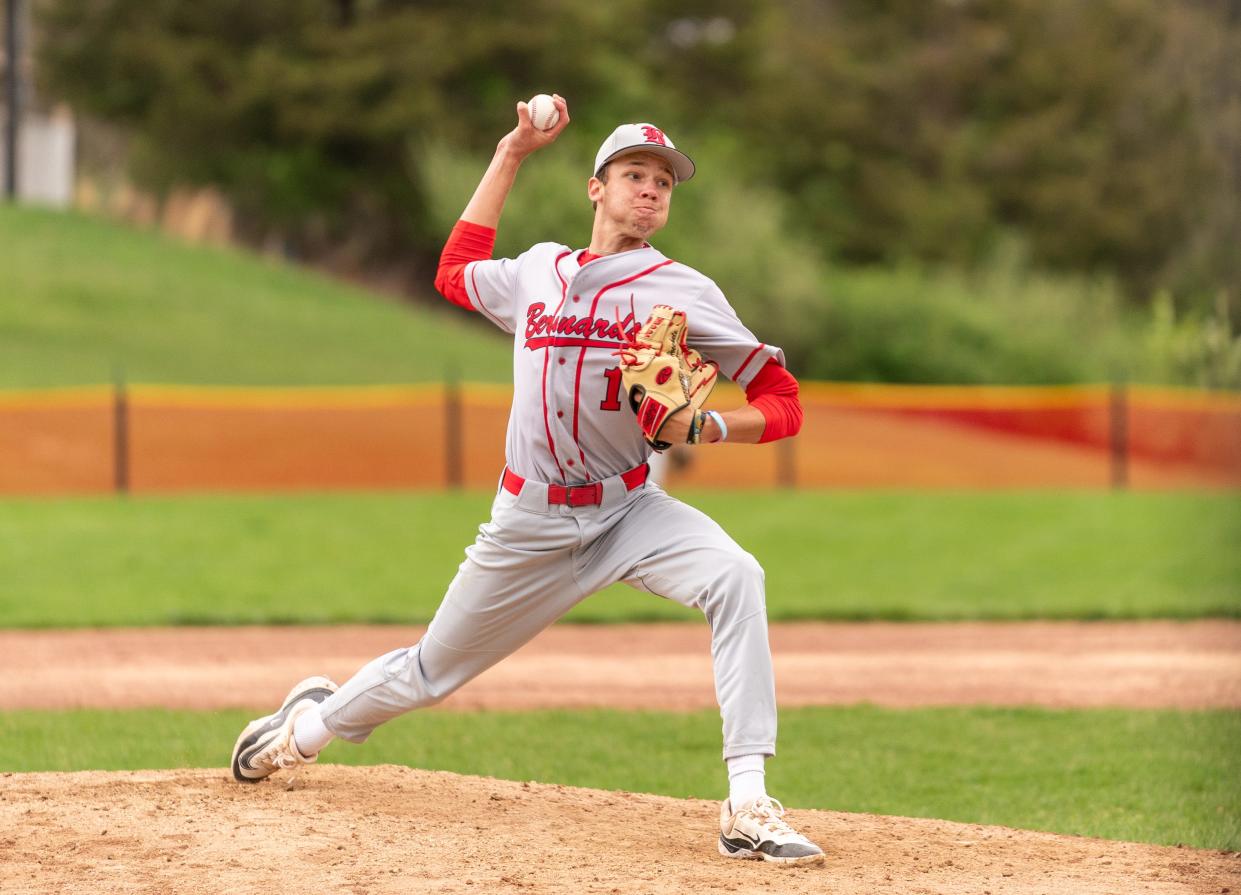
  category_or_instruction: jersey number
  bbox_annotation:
[600,366,624,411]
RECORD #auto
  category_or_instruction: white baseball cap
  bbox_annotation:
[593,123,696,183]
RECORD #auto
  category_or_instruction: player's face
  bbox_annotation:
[589,154,675,239]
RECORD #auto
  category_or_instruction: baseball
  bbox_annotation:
[528,94,560,131]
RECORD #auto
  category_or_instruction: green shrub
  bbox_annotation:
[419,141,1236,388]
[802,253,1134,384]
[1134,291,1241,389]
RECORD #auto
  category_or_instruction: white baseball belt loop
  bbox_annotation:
[705,410,728,443]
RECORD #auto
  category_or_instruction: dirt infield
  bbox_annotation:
[5,622,1239,894]
[3,766,1237,895]
[4,620,1239,711]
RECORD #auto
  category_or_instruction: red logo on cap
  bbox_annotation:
[641,126,667,146]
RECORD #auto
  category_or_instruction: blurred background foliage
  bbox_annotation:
[29,0,1241,386]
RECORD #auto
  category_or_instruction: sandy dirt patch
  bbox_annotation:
[3,621,1239,712]
[1,766,1237,895]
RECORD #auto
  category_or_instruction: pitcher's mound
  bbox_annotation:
[2,765,1236,895]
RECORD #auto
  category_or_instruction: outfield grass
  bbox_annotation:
[0,490,1237,627]
[1,705,1236,850]
[0,205,510,386]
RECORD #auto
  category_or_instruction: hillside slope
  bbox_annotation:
[0,206,511,386]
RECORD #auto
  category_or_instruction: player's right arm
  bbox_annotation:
[461,95,570,228]
[435,96,569,309]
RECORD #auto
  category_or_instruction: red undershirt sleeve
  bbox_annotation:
[744,358,803,443]
[434,220,497,310]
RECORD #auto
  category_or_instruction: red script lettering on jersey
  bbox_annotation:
[524,303,642,350]
[641,126,667,146]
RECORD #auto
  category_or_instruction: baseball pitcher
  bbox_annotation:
[230,95,823,865]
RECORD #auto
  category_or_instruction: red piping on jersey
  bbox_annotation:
[580,246,649,266]
[732,344,766,381]
[570,349,592,478]
[553,251,570,294]
[540,250,574,483]
[571,259,676,477]
[469,264,507,331]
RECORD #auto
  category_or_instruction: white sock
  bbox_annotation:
[292,706,334,759]
[726,753,767,809]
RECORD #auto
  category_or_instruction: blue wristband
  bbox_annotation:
[705,410,728,443]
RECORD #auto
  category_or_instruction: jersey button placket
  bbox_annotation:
[555,349,569,462]
[548,342,573,479]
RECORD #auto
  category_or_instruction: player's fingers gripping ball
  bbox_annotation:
[527,93,560,131]
[617,304,718,451]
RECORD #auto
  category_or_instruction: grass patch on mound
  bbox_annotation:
[0,205,510,386]
[1,490,1237,626]
[1,705,1236,850]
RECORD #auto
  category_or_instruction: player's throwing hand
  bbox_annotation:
[501,93,570,160]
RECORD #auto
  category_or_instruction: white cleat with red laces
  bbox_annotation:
[718,796,826,865]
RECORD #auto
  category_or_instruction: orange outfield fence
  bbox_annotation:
[0,382,1237,495]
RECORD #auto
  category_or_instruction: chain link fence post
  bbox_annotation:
[444,366,463,490]
[113,366,129,495]
[1109,378,1129,490]
[776,433,796,488]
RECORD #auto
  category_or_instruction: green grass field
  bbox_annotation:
[5,206,1238,857]
[1,490,1236,627]
[1,705,1236,850]
[0,205,510,386]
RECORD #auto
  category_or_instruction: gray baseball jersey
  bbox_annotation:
[317,242,782,760]
[465,242,783,482]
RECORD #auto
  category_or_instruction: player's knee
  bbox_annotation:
[734,551,765,590]
[701,550,766,616]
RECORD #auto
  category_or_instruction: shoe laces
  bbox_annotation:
[256,719,316,771]
[744,797,796,836]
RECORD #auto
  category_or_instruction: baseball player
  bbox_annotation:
[231,95,823,865]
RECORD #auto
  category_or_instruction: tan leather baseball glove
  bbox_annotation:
[617,304,719,451]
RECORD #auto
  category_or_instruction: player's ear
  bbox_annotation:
[587,176,605,204]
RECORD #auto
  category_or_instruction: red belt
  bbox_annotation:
[502,464,649,507]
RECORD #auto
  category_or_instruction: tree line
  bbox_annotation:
[31,0,1241,356]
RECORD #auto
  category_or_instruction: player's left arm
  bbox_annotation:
[723,359,803,443]
[662,358,801,444]
[659,282,803,445]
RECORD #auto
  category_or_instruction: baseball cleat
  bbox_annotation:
[231,676,338,784]
[718,796,826,865]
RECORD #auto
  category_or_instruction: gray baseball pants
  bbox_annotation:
[318,470,778,760]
